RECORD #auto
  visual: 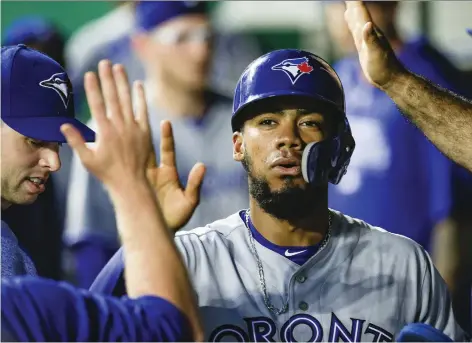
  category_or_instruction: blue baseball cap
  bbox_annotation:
[135,1,208,32]
[2,16,57,46]
[467,28,472,36]
[1,44,95,143]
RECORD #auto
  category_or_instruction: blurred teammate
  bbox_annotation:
[64,0,248,288]
[1,58,203,342]
[92,49,466,341]
[65,1,136,111]
[343,1,472,333]
[1,44,94,277]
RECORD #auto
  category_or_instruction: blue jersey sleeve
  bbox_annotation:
[1,276,191,342]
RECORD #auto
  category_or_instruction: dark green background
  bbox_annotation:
[1,1,301,52]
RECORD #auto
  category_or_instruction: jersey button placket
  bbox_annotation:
[298,301,309,311]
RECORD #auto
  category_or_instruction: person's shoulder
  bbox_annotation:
[66,4,134,54]
[335,209,426,255]
[175,211,246,243]
[2,276,82,303]
[1,220,11,232]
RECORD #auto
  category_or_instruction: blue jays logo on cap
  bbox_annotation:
[271,57,314,85]
[39,72,72,109]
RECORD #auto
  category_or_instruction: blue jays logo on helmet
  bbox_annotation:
[271,57,314,85]
[39,72,72,109]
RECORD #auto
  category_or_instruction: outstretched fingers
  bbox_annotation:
[344,1,373,50]
[184,162,206,205]
[113,64,135,124]
[84,71,108,130]
[134,81,150,133]
[159,120,177,168]
[98,60,124,127]
[60,124,93,165]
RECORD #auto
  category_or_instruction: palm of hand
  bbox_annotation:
[148,164,197,232]
[344,2,404,90]
[360,27,398,89]
[146,120,205,233]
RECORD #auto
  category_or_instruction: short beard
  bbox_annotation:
[242,154,323,222]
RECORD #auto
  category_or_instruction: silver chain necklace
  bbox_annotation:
[244,209,333,315]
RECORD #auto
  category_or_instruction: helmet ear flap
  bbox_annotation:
[327,119,355,185]
[302,141,331,185]
[302,118,355,186]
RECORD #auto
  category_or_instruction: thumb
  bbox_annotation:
[60,124,93,164]
[184,162,206,205]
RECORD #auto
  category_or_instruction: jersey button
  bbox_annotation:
[298,301,309,311]
[296,275,307,283]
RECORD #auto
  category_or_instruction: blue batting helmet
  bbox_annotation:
[231,49,355,185]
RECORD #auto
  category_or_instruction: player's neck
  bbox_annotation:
[149,80,207,119]
[248,199,329,247]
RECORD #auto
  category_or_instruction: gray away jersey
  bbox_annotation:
[64,90,248,247]
[93,210,466,342]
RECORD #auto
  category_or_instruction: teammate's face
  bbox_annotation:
[1,124,61,208]
[233,101,333,219]
[137,14,213,92]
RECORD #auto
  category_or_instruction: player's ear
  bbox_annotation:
[232,131,244,162]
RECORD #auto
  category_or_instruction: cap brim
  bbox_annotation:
[467,29,472,35]
[3,116,95,143]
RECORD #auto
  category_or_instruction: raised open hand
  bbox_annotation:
[60,60,152,194]
[344,1,406,90]
[147,120,206,232]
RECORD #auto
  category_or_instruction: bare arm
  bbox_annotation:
[344,1,472,172]
[385,71,472,170]
[61,61,203,341]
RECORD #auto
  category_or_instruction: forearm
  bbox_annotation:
[384,71,472,171]
[107,180,202,340]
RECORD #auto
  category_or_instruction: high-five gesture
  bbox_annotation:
[61,61,152,193]
[344,1,406,90]
[61,60,204,341]
[147,121,206,232]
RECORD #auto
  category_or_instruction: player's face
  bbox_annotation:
[1,124,61,208]
[238,107,331,189]
[141,14,213,91]
[233,101,333,220]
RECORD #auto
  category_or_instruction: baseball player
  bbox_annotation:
[91,48,467,341]
[2,15,70,280]
[1,47,202,341]
[343,1,472,172]
[64,0,249,289]
[0,44,95,277]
